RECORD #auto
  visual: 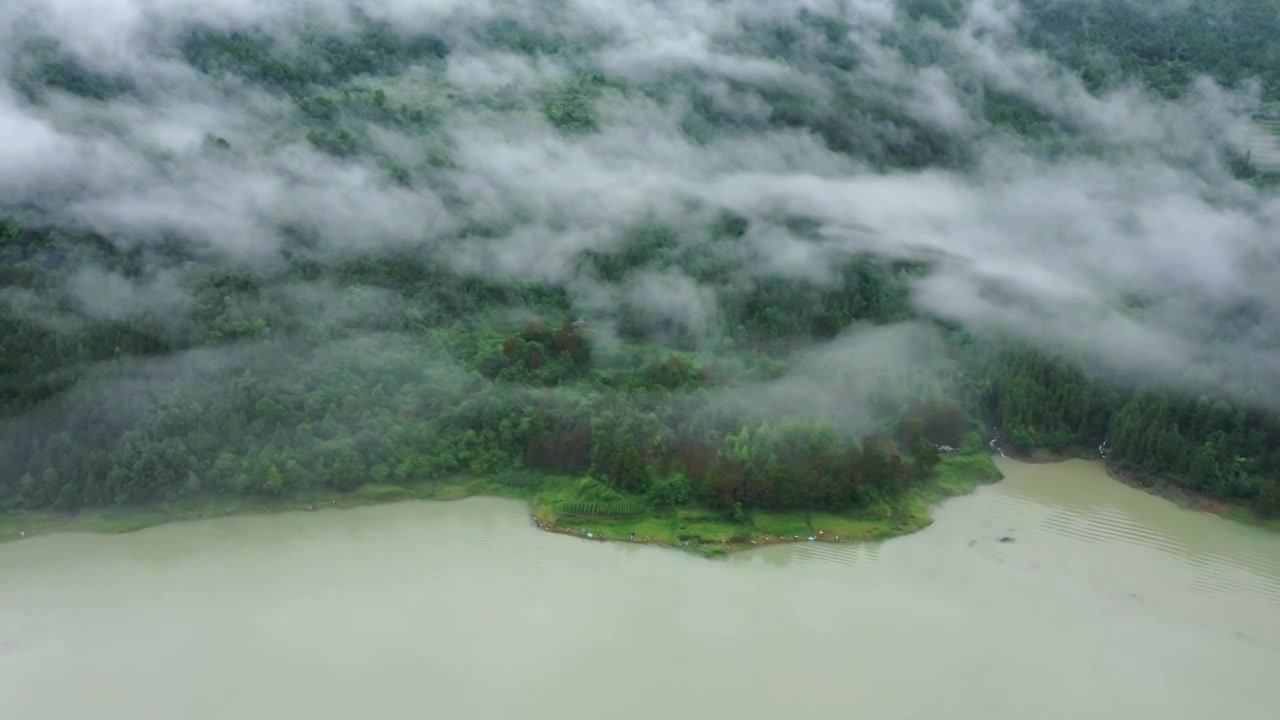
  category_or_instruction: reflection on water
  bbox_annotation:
[2,460,1279,720]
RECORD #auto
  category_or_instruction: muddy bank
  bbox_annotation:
[1101,463,1270,523]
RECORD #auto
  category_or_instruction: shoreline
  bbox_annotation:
[0,454,1004,554]
[1103,464,1280,531]
[530,516,877,556]
[994,443,1280,531]
[0,487,933,556]
[528,503,918,560]
[527,452,1006,557]
[9,449,1269,551]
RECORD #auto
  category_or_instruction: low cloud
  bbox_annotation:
[709,322,956,436]
[2,0,1278,412]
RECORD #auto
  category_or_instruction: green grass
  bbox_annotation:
[749,510,895,541]
[807,514,900,540]
[928,452,1004,499]
[351,484,419,503]
[749,511,811,537]
[0,473,547,544]
[676,508,743,543]
[527,452,1006,556]
[0,497,248,541]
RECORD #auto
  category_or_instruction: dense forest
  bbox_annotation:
[2,0,1279,522]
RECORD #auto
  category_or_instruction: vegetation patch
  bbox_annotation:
[518,450,1006,557]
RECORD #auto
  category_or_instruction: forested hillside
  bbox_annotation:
[2,0,1279,520]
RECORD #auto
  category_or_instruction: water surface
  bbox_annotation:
[3,458,1278,719]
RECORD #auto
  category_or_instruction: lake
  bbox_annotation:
[3,457,1279,719]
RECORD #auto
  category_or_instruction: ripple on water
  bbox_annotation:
[785,541,881,569]
[1218,547,1280,600]
[1186,557,1280,604]
[974,491,1041,530]
[1040,507,1190,559]
[472,524,522,555]
[470,516,582,580]
[991,489,1280,609]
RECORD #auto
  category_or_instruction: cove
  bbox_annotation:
[2,457,1279,720]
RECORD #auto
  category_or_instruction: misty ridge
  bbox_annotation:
[3,0,1280,516]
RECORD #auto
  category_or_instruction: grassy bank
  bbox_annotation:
[0,453,1006,555]
[531,452,1004,558]
[0,475,537,543]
